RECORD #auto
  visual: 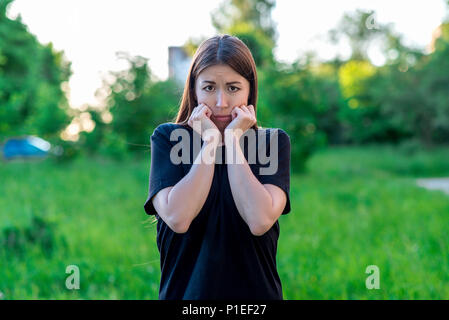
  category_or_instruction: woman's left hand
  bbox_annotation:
[224,104,257,140]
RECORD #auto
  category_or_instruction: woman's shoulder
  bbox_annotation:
[255,127,290,142]
[258,125,288,133]
[153,122,191,137]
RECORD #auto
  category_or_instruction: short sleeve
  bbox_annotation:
[143,124,186,217]
[256,128,291,215]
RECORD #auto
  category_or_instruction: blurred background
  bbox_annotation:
[1,0,448,299]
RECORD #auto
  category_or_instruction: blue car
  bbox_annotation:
[1,136,59,161]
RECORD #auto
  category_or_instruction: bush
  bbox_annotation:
[97,130,129,160]
[0,215,60,258]
[257,63,328,173]
[48,139,82,164]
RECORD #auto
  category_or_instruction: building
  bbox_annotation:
[168,46,192,87]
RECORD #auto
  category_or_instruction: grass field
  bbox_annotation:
[1,145,448,299]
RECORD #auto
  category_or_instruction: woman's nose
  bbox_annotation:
[216,90,228,108]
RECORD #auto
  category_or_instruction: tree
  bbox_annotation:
[91,52,181,158]
[383,22,449,145]
[211,0,277,68]
[211,0,277,43]
[329,9,390,61]
[0,0,72,141]
[257,61,328,172]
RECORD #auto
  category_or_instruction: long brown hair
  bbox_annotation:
[173,34,259,130]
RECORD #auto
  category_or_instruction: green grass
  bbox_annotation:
[1,145,449,299]
[280,145,449,299]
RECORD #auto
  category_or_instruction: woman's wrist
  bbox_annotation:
[224,129,242,147]
[200,135,220,165]
[202,133,221,148]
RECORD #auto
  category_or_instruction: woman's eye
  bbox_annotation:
[203,85,240,92]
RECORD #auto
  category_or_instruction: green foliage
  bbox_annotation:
[339,60,376,105]
[354,22,449,145]
[258,62,328,172]
[337,60,389,143]
[417,23,449,143]
[182,36,208,57]
[211,0,277,43]
[48,139,82,164]
[97,129,129,161]
[0,1,72,141]
[96,52,181,158]
[323,11,449,146]
[329,9,389,61]
[76,109,106,156]
[307,61,347,144]
[211,0,276,68]
[227,22,275,68]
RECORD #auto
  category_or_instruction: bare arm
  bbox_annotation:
[225,132,287,236]
[152,139,219,233]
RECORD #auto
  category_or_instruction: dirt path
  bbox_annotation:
[416,177,449,195]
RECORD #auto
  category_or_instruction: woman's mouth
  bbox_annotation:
[214,115,232,122]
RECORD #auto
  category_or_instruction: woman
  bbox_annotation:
[144,34,291,300]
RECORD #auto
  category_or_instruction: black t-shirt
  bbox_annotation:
[143,122,291,300]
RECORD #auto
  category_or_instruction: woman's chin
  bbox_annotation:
[214,120,231,130]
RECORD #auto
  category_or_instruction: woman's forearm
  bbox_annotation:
[225,132,274,236]
[166,139,218,232]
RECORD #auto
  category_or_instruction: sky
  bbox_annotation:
[7,0,448,110]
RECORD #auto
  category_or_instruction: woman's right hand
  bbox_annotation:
[188,103,222,144]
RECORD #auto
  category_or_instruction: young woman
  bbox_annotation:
[144,34,291,300]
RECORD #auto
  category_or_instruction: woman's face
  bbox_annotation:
[195,64,250,132]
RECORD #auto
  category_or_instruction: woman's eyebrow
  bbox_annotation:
[202,80,242,85]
